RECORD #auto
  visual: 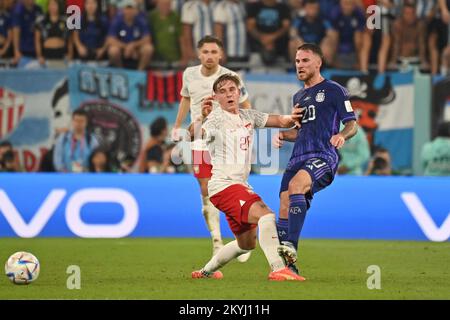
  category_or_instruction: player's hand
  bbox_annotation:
[201,96,214,118]
[330,133,345,149]
[171,127,183,142]
[272,132,284,149]
[291,105,304,128]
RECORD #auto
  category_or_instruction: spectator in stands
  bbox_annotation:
[246,0,291,65]
[0,0,13,59]
[138,116,168,173]
[367,156,391,175]
[337,123,370,175]
[53,109,100,173]
[329,0,366,70]
[405,0,435,72]
[366,146,393,175]
[0,150,17,172]
[35,0,70,67]
[438,0,450,75]
[360,0,398,73]
[107,0,153,70]
[11,0,43,64]
[428,0,450,75]
[213,0,249,63]
[289,0,336,65]
[88,148,114,173]
[181,0,214,63]
[118,154,135,173]
[421,121,450,176]
[318,0,339,19]
[391,2,427,69]
[148,0,186,66]
[38,147,55,172]
[73,0,109,61]
[0,140,21,171]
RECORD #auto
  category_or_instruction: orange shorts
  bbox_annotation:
[192,150,212,179]
[210,184,261,235]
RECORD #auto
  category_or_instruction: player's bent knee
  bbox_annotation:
[287,179,310,195]
[236,233,257,251]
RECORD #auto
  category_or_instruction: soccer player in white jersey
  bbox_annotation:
[189,74,305,281]
[173,36,252,259]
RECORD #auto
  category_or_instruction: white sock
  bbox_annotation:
[202,196,222,245]
[258,214,285,272]
[203,240,249,273]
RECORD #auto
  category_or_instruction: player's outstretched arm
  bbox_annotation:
[330,120,358,149]
[172,96,191,141]
[239,99,252,109]
[265,107,304,128]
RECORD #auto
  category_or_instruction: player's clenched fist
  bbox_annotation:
[330,133,345,149]
[291,105,304,128]
[201,96,214,119]
[272,132,284,149]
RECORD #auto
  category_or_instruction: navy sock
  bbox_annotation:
[287,194,308,250]
[276,218,289,243]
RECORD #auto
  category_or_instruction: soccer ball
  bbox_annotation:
[5,252,40,285]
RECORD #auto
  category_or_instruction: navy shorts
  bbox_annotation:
[280,157,335,208]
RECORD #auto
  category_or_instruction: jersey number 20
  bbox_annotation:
[301,105,316,124]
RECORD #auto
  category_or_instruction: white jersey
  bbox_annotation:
[180,64,249,150]
[181,0,215,47]
[203,107,269,196]
[213,0,248,58]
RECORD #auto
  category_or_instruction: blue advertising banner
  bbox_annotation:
[0,174,448,241]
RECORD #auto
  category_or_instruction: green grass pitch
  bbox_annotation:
[0,238,449,299]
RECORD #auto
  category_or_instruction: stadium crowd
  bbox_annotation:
[0,0,449,175]
[0,0,449,73]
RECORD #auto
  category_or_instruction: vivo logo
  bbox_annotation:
[0,188,139,238]
[401,192,450,242]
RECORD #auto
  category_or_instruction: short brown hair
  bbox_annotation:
[197,35,224,49]
[297,43,324,62]
[212,73,241,93]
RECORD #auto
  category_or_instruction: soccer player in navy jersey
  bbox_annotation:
[273,43,358,275]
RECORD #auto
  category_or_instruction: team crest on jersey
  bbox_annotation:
[315,91,325,102]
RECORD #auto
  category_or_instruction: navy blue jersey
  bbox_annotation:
[108,14,150,44]
[0,11,12,38]
[289,79,356,169]
[292,16,331,45]
[79,15,109,49]
[11,3,42,54]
